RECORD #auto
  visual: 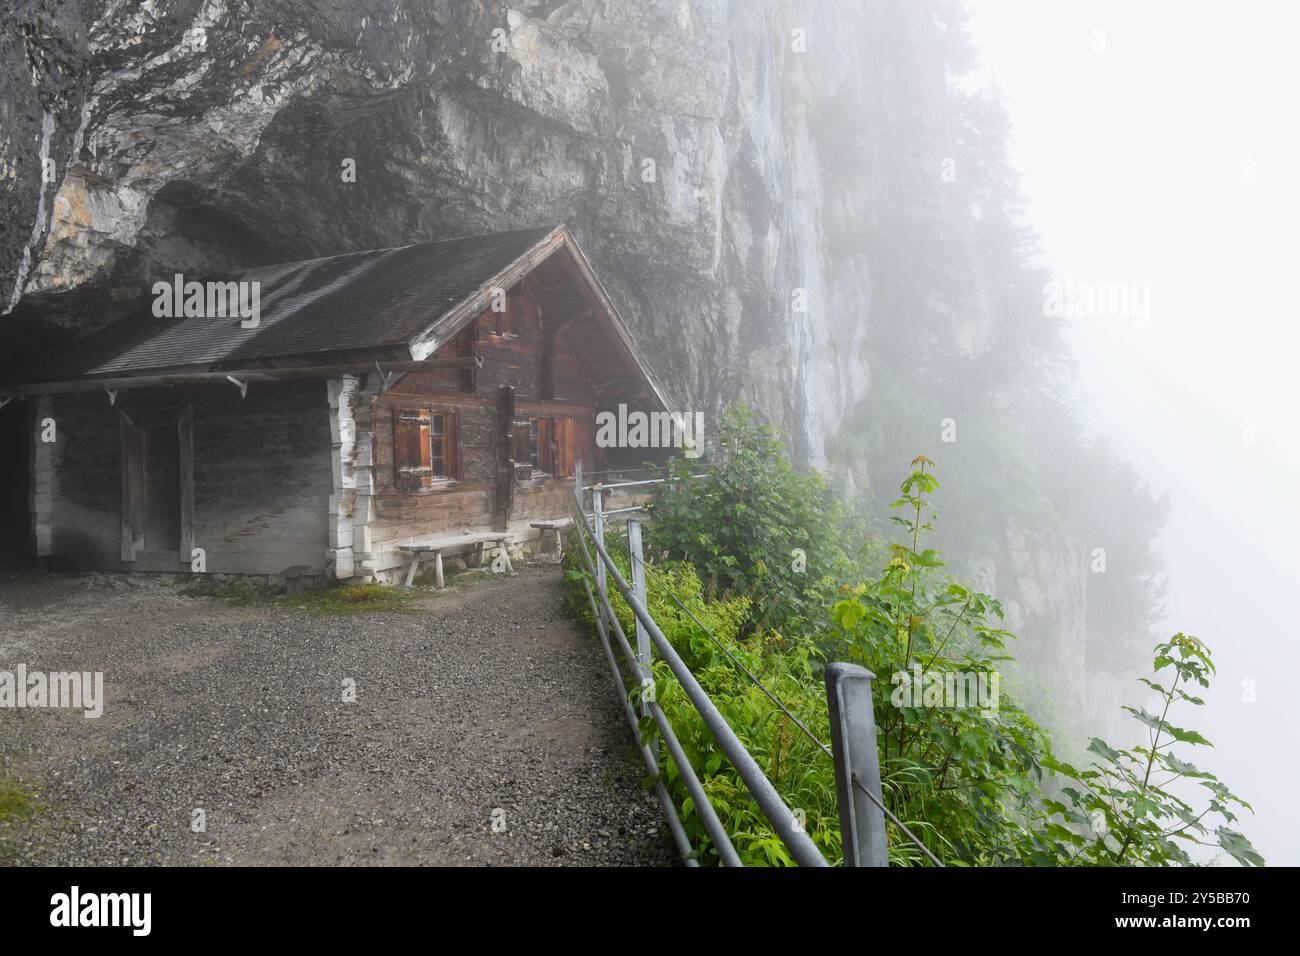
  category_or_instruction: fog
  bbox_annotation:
[966,0,1300,863]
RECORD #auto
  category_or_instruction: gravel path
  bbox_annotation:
[0,565,676,866]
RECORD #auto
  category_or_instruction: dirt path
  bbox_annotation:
[0,565,675,866]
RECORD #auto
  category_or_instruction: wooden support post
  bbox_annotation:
[494,386,516,532]
[434,551,445,588]
[178,405,194,565]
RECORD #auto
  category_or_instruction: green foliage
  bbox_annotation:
[564,430,1262,867]
[564,537,844,866]
[0,780,36,824]
[645,405,866,635]
[180,575,281,606]
[285,583,414,615]
[0,778,39,863]
[1039,634,1263,867]
[830,455,1063,864]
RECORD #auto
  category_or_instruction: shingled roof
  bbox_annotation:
[27,226,561,381]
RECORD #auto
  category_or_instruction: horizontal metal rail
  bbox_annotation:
[578,575,699,866]
[572,484,828,867]
[581,474,709,493]
[572,533,741,866]
[581,505,645,519]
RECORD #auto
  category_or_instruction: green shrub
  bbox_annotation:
[564,410,1262,867]
[645,405,866,635]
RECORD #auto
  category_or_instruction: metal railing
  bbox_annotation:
[570,461,913,867]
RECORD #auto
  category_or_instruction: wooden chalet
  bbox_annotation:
[4,225,671,583]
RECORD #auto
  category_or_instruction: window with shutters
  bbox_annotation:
[509,416,575,480]
[394,407,458,490]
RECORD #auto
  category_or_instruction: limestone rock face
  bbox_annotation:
[2,0,880,463]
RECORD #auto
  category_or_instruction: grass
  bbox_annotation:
[180,576,280,605]
[0,782,36,823]
[181,578,415,615]
[0,779,39,862]
[284,583,413,615]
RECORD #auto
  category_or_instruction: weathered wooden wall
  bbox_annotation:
[42,380,332,575]
[358,287,605,576]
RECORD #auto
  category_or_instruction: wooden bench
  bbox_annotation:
[398,532,513,588]
[529,518,571,559]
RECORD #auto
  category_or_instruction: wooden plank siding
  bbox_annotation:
[359,287,605,576]
[41,380,332,575]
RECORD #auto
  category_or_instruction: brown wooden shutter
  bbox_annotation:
[394,408,432,490]
[538,418,552,474]
[550,417,569,477]
[445,412,460,480]
[566,418,578,478]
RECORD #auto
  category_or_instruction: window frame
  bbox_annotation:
[430,413,448,480]
[393,405,460,491]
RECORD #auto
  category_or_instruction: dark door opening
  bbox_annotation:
[0,401,32,568]
[144,424,181,552]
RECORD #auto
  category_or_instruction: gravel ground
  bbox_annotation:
[0,565,676,866]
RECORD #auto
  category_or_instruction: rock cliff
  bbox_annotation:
[2,0,888,462]
[2,0,1111,727]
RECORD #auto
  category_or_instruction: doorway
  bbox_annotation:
[120,406,193,564]
[144,424,181,552]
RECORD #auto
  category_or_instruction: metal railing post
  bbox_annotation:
[591,481,607,614]
[627,519,652,710]
[627,518,666,790]
[576,487,827,867]
[825,662,888,867]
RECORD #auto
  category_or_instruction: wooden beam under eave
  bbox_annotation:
[0,355,483,398]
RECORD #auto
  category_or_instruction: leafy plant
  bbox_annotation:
[1040,634,1264,866]
[645,405,864,635]
[830,454,1058,864]
[565,417,1261,867]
